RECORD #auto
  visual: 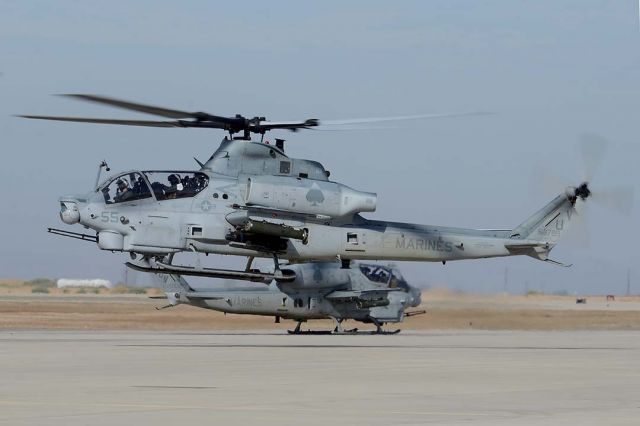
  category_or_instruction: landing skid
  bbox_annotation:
[287,329,333,335]
[287,320,401,335]
[287,328,401,335]
[334,328,401,335]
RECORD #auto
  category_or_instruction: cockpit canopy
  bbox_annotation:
[100,171,209,204]
[144,171,209,201]
[358,264,410,290]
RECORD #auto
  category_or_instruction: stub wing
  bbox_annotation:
[325,289,399,305]
[184,292,228,301]
[325,289,398,299]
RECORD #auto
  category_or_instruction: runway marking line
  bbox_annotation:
[0,400,505,417]
[132,385,218,389]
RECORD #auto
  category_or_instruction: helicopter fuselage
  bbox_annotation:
[150,261,422,326]
[59,138,577,265]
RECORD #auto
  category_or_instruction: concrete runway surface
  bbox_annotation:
[1,331,639,425]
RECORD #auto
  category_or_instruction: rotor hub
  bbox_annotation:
[575,182,591,200]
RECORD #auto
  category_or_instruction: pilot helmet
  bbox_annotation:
[117,178,129,190]
[168,174,179,185]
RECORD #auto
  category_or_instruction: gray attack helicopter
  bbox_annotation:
[136,259,424,334]
[23,95,633,285]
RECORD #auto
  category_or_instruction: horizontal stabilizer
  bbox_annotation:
[505,241,570,266]
[504,242,548,250]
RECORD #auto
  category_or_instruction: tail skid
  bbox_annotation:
[544,258,572,268]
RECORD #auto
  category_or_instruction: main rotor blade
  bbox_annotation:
[60,94,249,130]
[17,115,182,127]
[255,119,319,132]
[310,125,398,131]
[318,111,491,127]
[61,94,196,119]
[21,95,492,135]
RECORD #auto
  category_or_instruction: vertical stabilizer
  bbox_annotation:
[126,257,195,306]
[511,193,578,245]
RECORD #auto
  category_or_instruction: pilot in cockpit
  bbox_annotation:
[164,174,182,199]
[181,174,192,189]
[114,178,133,202]
[132,176,149,196]
[388,269,409,290]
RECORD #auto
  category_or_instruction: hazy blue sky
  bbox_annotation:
[1,0,638,294]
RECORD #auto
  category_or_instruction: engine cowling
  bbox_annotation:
[276,262,352,291]
[245,176,376,218]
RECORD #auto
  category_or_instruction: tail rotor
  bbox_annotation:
[532,134,635,247]
[573,134,634,216]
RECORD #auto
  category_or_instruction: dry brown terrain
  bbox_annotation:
[1,286,639,331]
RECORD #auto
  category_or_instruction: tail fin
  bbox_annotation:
[511,193,577,244]
[127,258,194,305]
[155,273,194,293]
[507,192,579,264]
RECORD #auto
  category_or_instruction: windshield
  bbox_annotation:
[101,172,152,204]
[389,268,410,290]
[143,171,209,201]
[359,264,410,290]
[359,264,391,285]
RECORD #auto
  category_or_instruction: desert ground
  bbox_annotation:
[2,280,639,425]
[1,278,639,331]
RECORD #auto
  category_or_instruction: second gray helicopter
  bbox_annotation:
[135,259,423,334]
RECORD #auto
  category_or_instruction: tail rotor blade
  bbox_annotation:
[530,165,570,197]
[528,134,630,252]
[592,185,635,216]
[563,203,591,249]
[579,133,608,183]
